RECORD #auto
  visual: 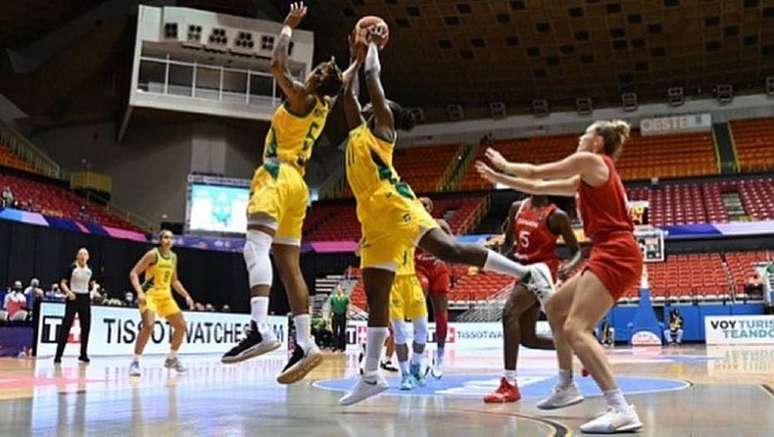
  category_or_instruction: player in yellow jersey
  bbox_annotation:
[222,2,358,384]
[339,27,556,406]
[128,230,195,377]
[389,246,430,391]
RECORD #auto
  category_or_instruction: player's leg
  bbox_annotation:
[418,228,555,299]
[539,274,585,409]
[164,311,188,372]
[130,308,156,376]
[391,317,414,390]
[484,282,538,403]
[339,267,394,406]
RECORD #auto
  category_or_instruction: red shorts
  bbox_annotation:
[585,234,643,301]
[416,262,451,295]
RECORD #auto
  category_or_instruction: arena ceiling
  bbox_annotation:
[297,0,774,120]
[1,0,774,127]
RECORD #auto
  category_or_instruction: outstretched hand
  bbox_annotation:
[367,24,388,48]
[484,147,508,172]
[283,2,307,28]
[475,160,500,185]
[348,28,367,62]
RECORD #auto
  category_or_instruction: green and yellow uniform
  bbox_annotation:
[389,246,428,320]
[140,248,181,318]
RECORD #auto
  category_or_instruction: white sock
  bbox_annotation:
[504,369,517,384]
[294,314,314,351]
[364,327,389,378]
[250,296,269,327]
[398,360,410,376]
[483,250,528,278]
[603,388,631,413]
[410,350,424,366]
[133,354,140,362]
[558,368,573,387]
[168,350,177,359]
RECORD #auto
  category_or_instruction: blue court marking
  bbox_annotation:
[313,374,690,399]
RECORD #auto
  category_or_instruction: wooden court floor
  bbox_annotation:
[0,345,772,436]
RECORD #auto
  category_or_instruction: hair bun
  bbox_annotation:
[610,119,630,144]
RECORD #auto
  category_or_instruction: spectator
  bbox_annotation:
[745,272,764,297]
[329,285,349,352]
[195,302,205,312]
[124,291,135,307]
[221,304,231,313]
[664,309,684,345]
[90,280,104,304]
[312,317,334,350]
[4,281,28,321]
[24,278,44,300]
[46,283,66,301]
[205,303,215,312]
[1,186,13,208]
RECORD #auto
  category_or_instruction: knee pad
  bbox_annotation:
[391,319,409,345]
[244,230,273,288]
[413,316,428,345]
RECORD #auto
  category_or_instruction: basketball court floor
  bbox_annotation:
[0,345,772,436]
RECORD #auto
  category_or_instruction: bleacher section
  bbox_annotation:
[729,118,774,172]
[304,194,486,241]
[628,177,774,225]
[455,130,718,191]
[334,144,460,198]
[347,250,771,310]
[0,172,142,232]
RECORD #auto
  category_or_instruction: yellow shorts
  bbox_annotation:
[359,190,439,271]
[389,274,428,320]
[247,161,308,246]
[140,290,181,319]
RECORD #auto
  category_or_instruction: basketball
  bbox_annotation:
[354,16,389,49]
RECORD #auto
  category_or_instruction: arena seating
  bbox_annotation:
[455,130,718,191]
[628,177,774,226]
[724,250,773,296]
[303,194,486,241]
[334,143,461,198]
[729,118,774,172]
[0,172,142,232]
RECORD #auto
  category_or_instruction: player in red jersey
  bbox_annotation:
[476,120,644,433]
[415,197,453,378]
[483,195,581,403]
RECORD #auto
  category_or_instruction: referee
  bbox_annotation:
[330,285,349,352]
[54,248,94,363]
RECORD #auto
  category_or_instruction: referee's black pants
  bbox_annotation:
[332,313,347,351]
[55,294,91,359]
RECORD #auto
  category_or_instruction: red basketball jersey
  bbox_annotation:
[576,155,634,242]
[512,199,559,271]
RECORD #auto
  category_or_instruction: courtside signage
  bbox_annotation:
[35,302,288,356]
[704,315,774,345]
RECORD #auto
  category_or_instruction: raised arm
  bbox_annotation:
[485,148,608,186]
[549,209,582,279]
[363,28,395,141]
[341,32,366,129]
[476,161,580,197]
[270,2,313,112]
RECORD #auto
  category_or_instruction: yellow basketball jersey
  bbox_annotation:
[396,246,416,276]
[263,97,330,174]
[345,123,417,204]
[143,249,176,291]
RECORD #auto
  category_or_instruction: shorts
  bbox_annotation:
[359,191,439,272]
[247,161,308,246]
[140,289,181,319]
[416,261,451,295]
[389,275,428,320]
[585,234,643,301]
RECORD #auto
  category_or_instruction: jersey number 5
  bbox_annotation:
[518,230,530,249]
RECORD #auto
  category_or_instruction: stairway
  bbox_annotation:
[712,123,737,173]
[721,191,747,221]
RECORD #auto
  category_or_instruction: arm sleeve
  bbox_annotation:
[60,264,74,285]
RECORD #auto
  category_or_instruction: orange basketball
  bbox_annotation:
[354,16,390,49]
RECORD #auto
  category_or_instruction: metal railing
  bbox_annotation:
[0,120,62,179]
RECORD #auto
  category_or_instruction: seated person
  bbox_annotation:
[664,309,684,345]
